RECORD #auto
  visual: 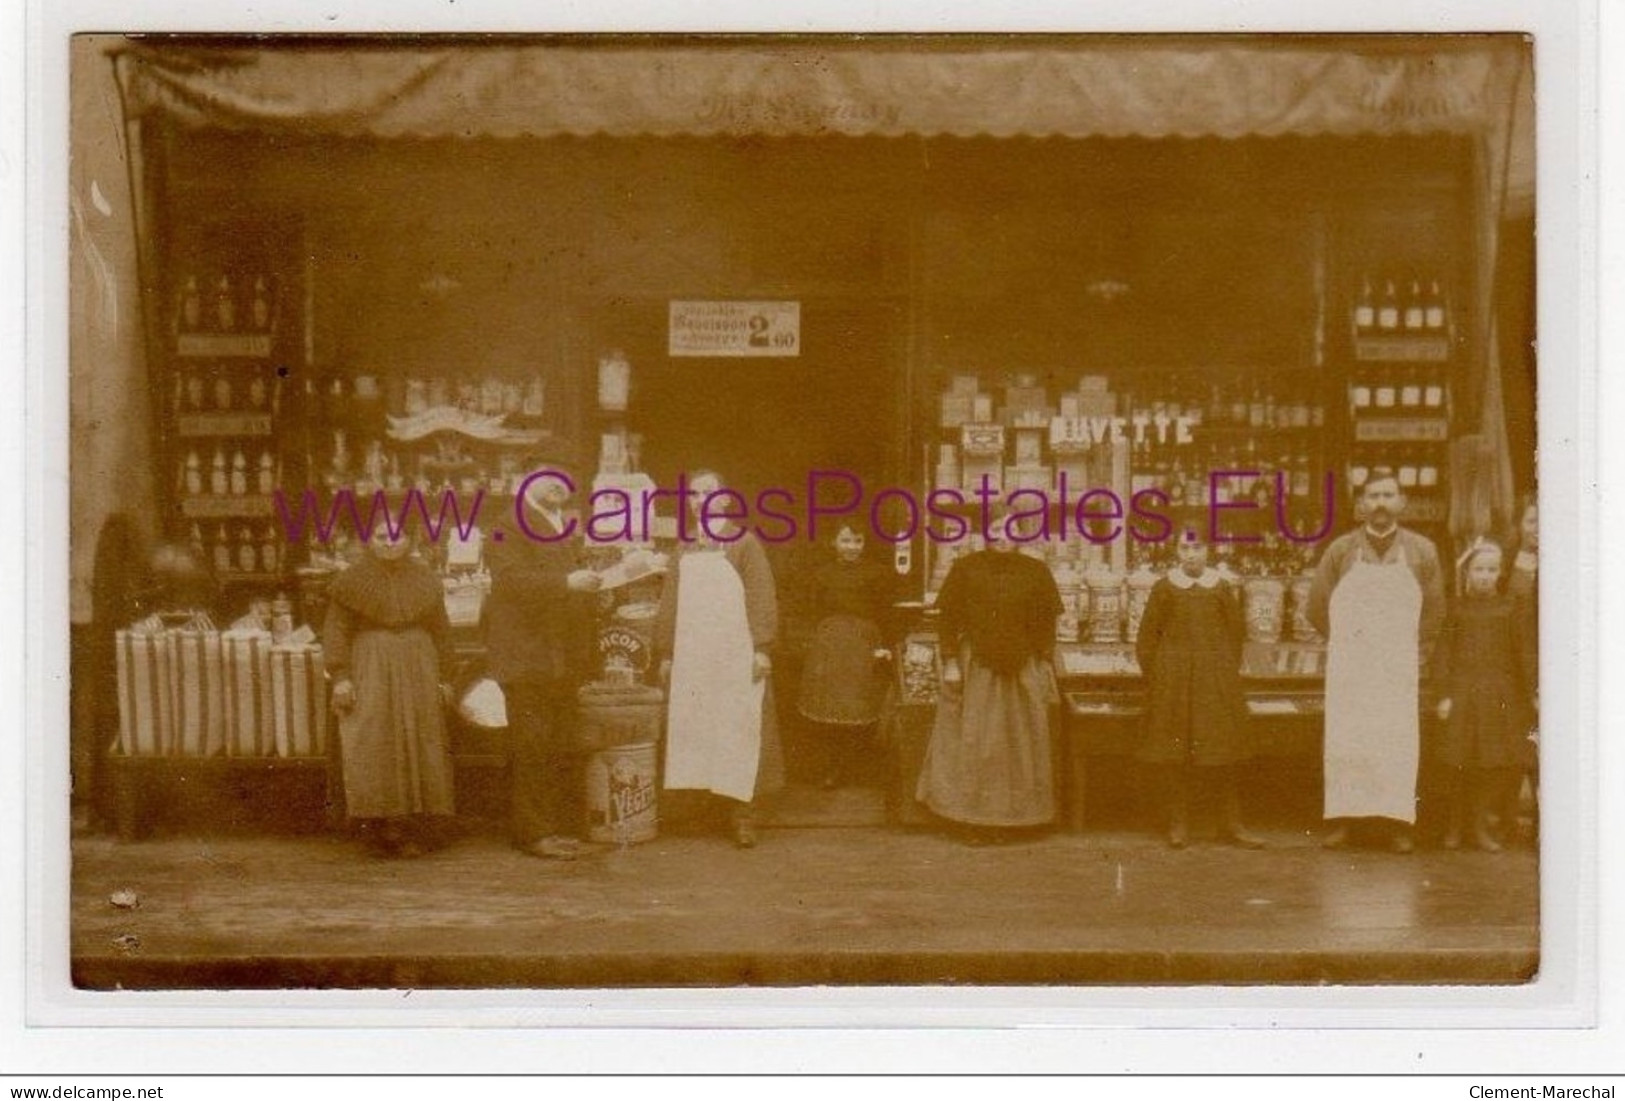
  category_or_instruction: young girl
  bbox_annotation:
[1134,537,1262,849]
[324,526,456,857]
[1432,538,1538,851]
[796,524,893,789]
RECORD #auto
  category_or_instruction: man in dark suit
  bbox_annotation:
[485,461,601,859]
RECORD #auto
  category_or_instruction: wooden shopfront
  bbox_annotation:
[78,36,1535,834]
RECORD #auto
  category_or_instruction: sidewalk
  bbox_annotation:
[70,816,1539,989]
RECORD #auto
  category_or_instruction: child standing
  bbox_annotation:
[796,524,893,789]
[1432,538,1538,851]
[324,528,456,857]
[1135,538,1262,849]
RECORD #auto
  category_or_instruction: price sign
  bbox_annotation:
[668,300,801,358]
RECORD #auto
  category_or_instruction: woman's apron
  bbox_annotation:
[663,549,765,802]
[1323,545,1422,823]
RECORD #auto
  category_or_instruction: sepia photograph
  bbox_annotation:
[57,29,1549,999]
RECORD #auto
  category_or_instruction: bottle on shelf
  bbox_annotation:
[1418,454,1440,492]
[230,449,248,496]
[1424,279,1447,331]
[1350,380,1373,416]
[237,525,259,573]
[248,371,268,411]
[180,274,202,332]
[212,524,233,575]
[257,451,276,495]
[209,448,229,496]
[188,523,206,563]
[1400,370,1422,411]
[1403,279,1426,331]
[1424,377,1446,411]
[1374,377,1397,411]
[1353,276,1376,335]
[214,274,236,332]
[1377,279,1400,332]
[183,450,203,496]
[1396,452,1419,492]
[251,276,272,332]
[185,368,207,412]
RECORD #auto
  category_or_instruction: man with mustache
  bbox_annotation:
[1306,468,1445,853]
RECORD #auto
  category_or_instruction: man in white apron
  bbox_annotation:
[1306,470,1445,853]
[655,471,783,848]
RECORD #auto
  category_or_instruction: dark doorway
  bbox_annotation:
[593,295,905,818]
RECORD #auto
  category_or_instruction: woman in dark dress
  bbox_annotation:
[1432,538,1538,851]
[917,514,1061,839]
[323,529,455,857]
[1135,538,1261,849]
[796,524,893,789]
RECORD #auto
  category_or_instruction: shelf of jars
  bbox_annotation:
[924,368,1334,641]
[162,250,302,604]
[1342,266,1458,527]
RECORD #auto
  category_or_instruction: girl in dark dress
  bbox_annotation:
[1134,538,1262,849]
[796,524,893,789]
[1432,538,1538,851]
[324,529,455,857]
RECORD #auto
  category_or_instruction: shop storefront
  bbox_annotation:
[70,35,1536,835]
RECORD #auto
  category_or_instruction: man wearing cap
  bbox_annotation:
[1306,468,1445,853]
[485,461,601,859]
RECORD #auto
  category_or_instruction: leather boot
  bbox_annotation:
[1219,774,1265,849]
[1441,769,1464,850]
[1471,771,1503,852]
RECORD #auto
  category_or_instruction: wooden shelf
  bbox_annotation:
[1352,333,1451,362]
[177,412,276,437]
[179,494,277,519]
[1352,417,1451,442]
[176,332,275,358]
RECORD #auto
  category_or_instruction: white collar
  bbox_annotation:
[1167,567,1222,589]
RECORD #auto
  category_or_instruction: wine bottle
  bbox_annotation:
[251,276,271,331]
[214,274,236,332]
[1424,279,1447,330]
[213,525,233,575]
[1403,279,1425,331]
[1353,276,1376,334]
[210,448,228,496]
[237,525,258,573]
[1377,279,1400,331]
[230,449,248,496]
[180,274,202,332]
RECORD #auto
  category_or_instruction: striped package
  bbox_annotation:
[269,645,328,757]
[114,629,178,756]
[221,630,275,756]
[172,628,226,757]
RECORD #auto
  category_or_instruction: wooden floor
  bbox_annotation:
[70,802,1539,990]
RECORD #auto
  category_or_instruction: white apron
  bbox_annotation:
[663,549,765,802]
[1323,544,1422,823]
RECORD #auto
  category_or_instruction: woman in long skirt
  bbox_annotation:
[917,515,1062,840]
[323,530,455,857]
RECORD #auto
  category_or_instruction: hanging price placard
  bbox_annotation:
[668,300,800,358]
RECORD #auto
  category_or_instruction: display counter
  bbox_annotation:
[884,631,1326,832]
